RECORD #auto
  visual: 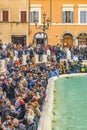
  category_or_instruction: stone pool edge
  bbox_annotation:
[38,73,87,130]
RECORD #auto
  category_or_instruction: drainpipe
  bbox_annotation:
[50,0,52,25]
[28,0,30,45]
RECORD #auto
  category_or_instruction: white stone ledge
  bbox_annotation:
[38,73,87,130]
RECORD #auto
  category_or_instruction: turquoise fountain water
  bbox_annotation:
[52,76,87,130]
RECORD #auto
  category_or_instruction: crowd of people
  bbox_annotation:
[0,42,87,130]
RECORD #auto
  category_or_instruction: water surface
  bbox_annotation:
[52,76,87,130]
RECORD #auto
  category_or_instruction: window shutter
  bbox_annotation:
[21,11,27,22]
[84,11,86,23]
[30,11,33,23]
[21,12,23,22]
[23,11,27,22]
[35,11,39,22]
[3,11,8,22]
[86,11,87,23]
[71,11,74,23]
[62,11,66,23]
[30,11,39,23]
[80,11,86,23]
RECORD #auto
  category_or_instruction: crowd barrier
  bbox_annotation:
[0,59,7,73]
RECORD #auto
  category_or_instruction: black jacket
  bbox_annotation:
[1,105,12,122]
[26,121,36,130]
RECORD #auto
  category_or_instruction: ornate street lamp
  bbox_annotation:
[34,12,50,45]
[35,12,50,32]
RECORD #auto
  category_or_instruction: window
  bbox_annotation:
[2,11,9,22]
[80,11,87,23]
[62,4,74,23]
[78,4,87,23]
[30,11,39,23]
[78,33,87,48]
[30,4,41,24]
[62,11,74,23]
[20,11,27,22]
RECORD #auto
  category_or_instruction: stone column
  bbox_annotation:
[42,54,47,62]
[35,54,39,63]
[74,39,78,47]
[66,49,71,60]
[0,59,7,72]
[22,55,26,65]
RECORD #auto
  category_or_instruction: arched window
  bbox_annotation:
[34,32,48,45]
[77,33,87,48]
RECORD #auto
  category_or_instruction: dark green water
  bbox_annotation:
[52,76,87,130]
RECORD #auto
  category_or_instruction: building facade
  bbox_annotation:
[29,0,87,48]
[0,0,29,46]
[1,0,87,48]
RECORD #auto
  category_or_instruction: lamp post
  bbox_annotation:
[34,12,50,45]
